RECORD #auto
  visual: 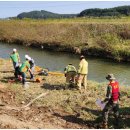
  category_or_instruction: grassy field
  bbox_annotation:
[0,58,130,128]
[1,17,130,61]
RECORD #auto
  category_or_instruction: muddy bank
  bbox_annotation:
[0,38,127,62]
[1,20,130,62]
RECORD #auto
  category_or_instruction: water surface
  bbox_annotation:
[0,42,130,86]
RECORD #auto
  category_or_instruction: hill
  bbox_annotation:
[78,6,130,17]
[16,6,130,19]
[17,10,77,19]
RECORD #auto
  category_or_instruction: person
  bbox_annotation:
[64,64,77,85]
[10,48,20,78]
[77,55,88,91]
[102,74,120,128]
[19,55,32,87]
[28,56,35,80]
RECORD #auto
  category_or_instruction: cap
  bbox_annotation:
[106,74,116,80]
[13,48,17,52]
[28,56,31,61]
[80,55,85,60]
[80,55,84,58]
[25,55,29,60]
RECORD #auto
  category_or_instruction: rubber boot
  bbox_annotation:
[30,73,34,80]
[102,122,108,129]
[114,118,119,128]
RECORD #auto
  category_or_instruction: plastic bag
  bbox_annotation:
[96,99,106,110]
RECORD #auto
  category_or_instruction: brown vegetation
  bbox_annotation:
[0,59,130,128]
[1,18,130,61]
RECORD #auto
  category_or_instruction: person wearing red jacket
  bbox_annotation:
[102,74,120,128]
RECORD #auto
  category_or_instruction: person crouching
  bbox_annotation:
[19,55,32,87]
[64,64,77,87]
[28,56,35,80]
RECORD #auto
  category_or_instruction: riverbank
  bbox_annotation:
[0,58,130,128]
[1,18,130,61]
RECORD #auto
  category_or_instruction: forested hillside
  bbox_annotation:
[78,6,130,17]
[17,6,130,19]
[17,10,76,19]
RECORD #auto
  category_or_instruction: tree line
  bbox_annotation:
[17,5,130,19]
[78,6,130,17]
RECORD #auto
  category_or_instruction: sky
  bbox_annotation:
[0,1,130,18]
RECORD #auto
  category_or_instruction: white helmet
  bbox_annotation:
[25,55,29,60]
[28,56,31,61]
[13,48,17,52]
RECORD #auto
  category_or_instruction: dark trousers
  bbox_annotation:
[14,66,20,78]
[21,72,26,85]
[66,71,77,84]
[29,65,35,79]
[13,62,18,69]
[13,62,19,78]
[29,71,33,79]
[102,101,119,124]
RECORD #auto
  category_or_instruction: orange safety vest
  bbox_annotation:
[109,81,119,101]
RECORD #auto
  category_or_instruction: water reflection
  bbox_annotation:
[0,42,130,85]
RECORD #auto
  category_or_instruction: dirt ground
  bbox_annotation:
[0,59,130,129]
[0,86,91,129]
[0,59,91,129]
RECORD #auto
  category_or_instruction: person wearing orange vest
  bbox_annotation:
[102,74,120,128]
